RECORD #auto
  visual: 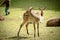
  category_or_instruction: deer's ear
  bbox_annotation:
[39,8,41,10]
[29,7,33,10]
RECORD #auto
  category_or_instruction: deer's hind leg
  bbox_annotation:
[26,23,30,35]
[17,21,26,40]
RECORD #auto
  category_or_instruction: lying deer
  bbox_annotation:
[17,7,46,38]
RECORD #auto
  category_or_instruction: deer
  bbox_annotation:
[17,7,46,39]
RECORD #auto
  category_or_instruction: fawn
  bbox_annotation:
[17,7,46,38]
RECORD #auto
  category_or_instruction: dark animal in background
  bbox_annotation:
[0,0,10,16]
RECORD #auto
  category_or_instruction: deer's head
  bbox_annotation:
[39,7,46,16]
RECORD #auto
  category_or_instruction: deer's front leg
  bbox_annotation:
[26,23,29,35]
[33,23,36,37]
[37,23,39,37]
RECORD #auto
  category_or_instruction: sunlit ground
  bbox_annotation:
[0,7,60,40]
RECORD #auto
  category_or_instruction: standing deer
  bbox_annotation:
[17,7,46,39]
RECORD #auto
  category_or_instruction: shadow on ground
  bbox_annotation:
[4,36,31,40]
[0,36,31,40]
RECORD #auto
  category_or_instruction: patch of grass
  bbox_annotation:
[0,7,60,39]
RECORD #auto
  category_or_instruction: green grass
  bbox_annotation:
[0,7,60,40]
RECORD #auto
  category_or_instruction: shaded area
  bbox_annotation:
[0,0,60,11]
[5,36,31,39]
[11,0,60,11]
[0,36,31,40]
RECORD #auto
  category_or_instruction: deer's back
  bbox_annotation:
[23,12,39,23]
